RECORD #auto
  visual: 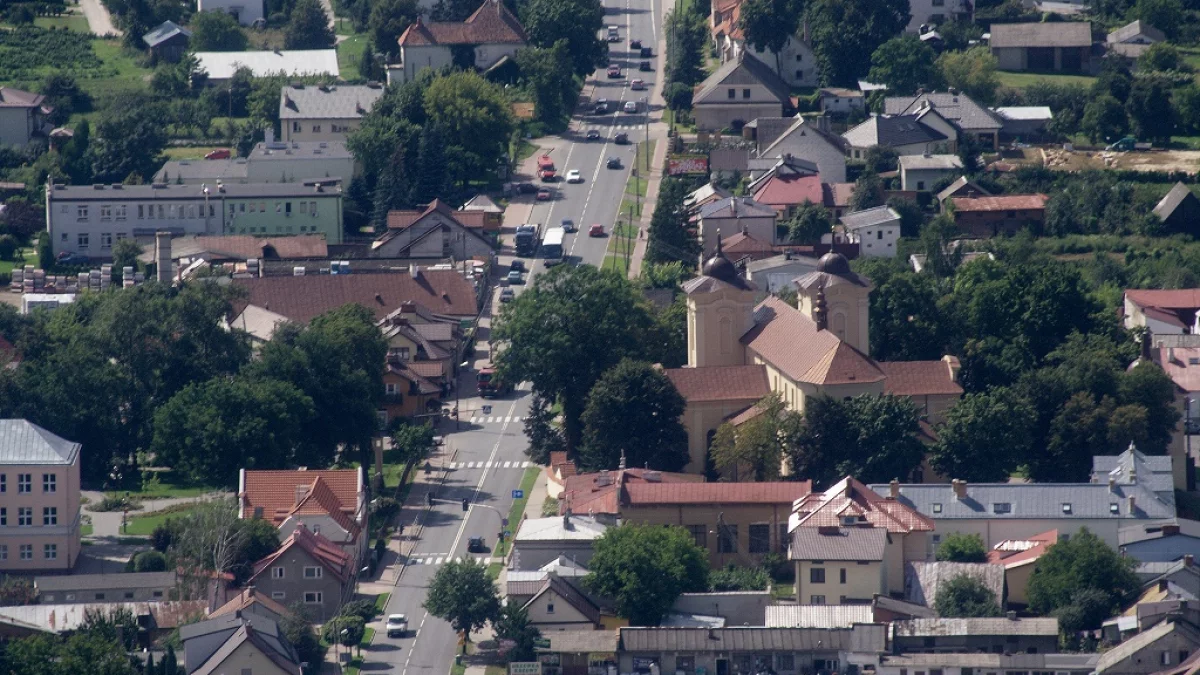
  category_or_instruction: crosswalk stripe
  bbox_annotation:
[435,557,444,564]
[470,416,479,423]
[522,461,531,468]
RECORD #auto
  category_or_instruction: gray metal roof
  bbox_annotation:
[840,206,900,231]
[884,92,1005,132]
[181,614,298,675]
[899,154,964,171]
[155,159,249,183]
[843,115,948,148]
[0,420,80,465]
[35,571,176,592]
[48,182,342,202]
[1120,519,1200,546]
[249,140,353,161]
[279,84,385,120]
[894,617,1059,637]
[619,625,887,653]
[143,20,191,48]
[1096,619,1200,673]
[882,653,1098,670]
[1092,446,1175,501]
[791,526,887,561]
[693,53,792,107]
[1154,182,1197,222]
[764,605,874,628]
[870,481,1176,520]
[905,561,1004,607]
[699,196,777,220]
[1107,19,1166,44]
[988,21,1092,48]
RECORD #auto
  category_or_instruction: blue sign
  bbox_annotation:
[512,489,524,499]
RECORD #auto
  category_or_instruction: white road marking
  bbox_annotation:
[446,397,521,557]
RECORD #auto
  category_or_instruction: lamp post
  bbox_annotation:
[340,628,349,662]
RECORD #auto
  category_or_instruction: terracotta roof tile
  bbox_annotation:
[289,476,361,539]
[560,469,702,516]
[210,588,291,620]
[791,476,934,534]
[950,194,1047,212]
[241,469,360,524]
[743,296,884,386]
[250,526,352,583]
[822,183,855,209]
[625,481,812,505]
[985,529,1058,568]
[407,360,447,380]
[722,231,776,255]
[386,361,441,395]
[398,0,526,47]
[664,365,770,402]
[879,361,964,396]
[752,174,823,210]
[173,235,329,260]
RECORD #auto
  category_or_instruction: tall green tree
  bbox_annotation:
[493,602,542,663]
[1135,0,1183,38]
[579,359,690,472]
[413,123,450,205]
[1080,94,1128,144]
[284,0,336,49]
[521,0,605,76]
[936,533,988,563]
[89,99,168,183]
[647,176,702,267]
[709,394,792,481]
[190,10,249,51]
[738,0,802,75]
[786,201,833,244]
[805,0,910,86]
[369,0,420,57]
[860,262,945,360]
[39,73,90,126]
[788,394,924,488]
[937,46,1000,105]
[929,387,1036,481]
[867,36,941,96]
[424,560,501,645]
[584,524,709,625]
[1126,77,1174,145]
[523,393,566,464]
[850,171,884,211]
[424,71,515,188]
[280,606,326,669]
[515,42,577,129]
[934,574,1002,617]
[1027,529,1139,627]
[665,9,710,87]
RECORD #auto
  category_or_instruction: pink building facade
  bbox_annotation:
[0,420,82,571]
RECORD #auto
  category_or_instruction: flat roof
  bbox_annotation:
[193,49,339,80]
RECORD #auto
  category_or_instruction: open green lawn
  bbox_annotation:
[99,470,222,499]
[124,505,200,535]
[80,522,93,536]
[602,253,631,275]
[493,466,538,557]
[161,146,231,160]
[338,34,370,82]
[35,14,92,33]
[996,70,1097,90]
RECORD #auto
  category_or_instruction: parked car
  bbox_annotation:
[499,288,515,303]
[204,148,231,160]
[630,39,642,48]
[640,47,654,58]
[468,536,487,552]
[566,169,584,183]
[55,252,88,265]
[639,60,653,72]
[624,101,638,113]
[510,260,526,273]
[588,224,605,237]
[631,79,645,91]
[561,218,577,232]
[586,129,601,141]
[386,615,408,638]
[515,182,539,194]
[615,133,630,145]
[607,64,621,78]
[606,156,622,168]
[507,269,523,284]
[536,188,552,200]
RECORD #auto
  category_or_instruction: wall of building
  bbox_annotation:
[373,221,494,260]
[395,45,456,85]
[930,516,1123,549]
[794,558,884,605]
[901,168,958,192]
[524,590,596,630]
[0,458,81,571]
[246,156,357,183]
[39,583,171,603]
[0,107,34,147]
[894,633,1059,655]
[954,210,1045,238]
[696,102,786,133]
[282,117,362,143]
[796,282,871,354]
[1005,563,1035,607]
[195,0,265,25]
[621,502,793,568]
[850,140,944,160]
[380,371,440,422]
[253,555,347,622]
[619,649,846,675]
[687,286,756,368]
[511,541,596,570]
[211,638,296,675]
[852,223,900,258]
[48,197,219,255]
[679,397,763,474]
[222,193,343,244]
[992,47,1025,71]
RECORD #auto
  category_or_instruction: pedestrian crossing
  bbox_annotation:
[448,460,532,470]
[468,415,527,425]
[406,555,498,566]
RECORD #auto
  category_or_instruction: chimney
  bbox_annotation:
[813,287,828,331]
[1164,524,1181,536]
[942,355,961,382]
[889,478,900,499]
[1187,554,1195,567]
[1109,475,1117,492]
[952,479,967,500]
[1006,610,1017,621]
[265,127,274,145]
[1127,495,1137,515]
[155,231,172,284]
[410,265,420,280]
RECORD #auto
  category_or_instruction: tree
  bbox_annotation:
[1126,77,1174,145]
[191,10,249,51]
[524,393,565,464]
[739,0,802,75]
[867,36,941,96]
[579,359,690,472]
[390,422,436,465]
[0,577,35,606]
[937,46,1000,105]
[493,265,661,448]
[322,615,366,650]
[934,574,1002,617]
[1080,94,1128,144]
[111,239,143,275]
[789,394,924,488]
[1027,529,1140,626]
[787,201,833,243]
[709,564,770,591]
[1135,0,1183,38]
[709,394,792,481]
[284,0,335,49]
[647,176,702,267]
[521,0,606,76]
[1140,42,1181,72]
[424,560,501,645]
[665,8,711,87]
[805,0,910,86]
[413,123,451,204]
[863,145,899,174]
[369,0,419,57]
[40,73,90,126]
[935,533,987,563]
[515,42,577,129]
[929,387,1035,481]
[423,71,515,188]
[1174,84,1200,133]
[280,605,326,669]
[89,100,168,183]
[493,602,542,663]
[850,171,884,211]
[584,524,709,625]
[133,550,168,571]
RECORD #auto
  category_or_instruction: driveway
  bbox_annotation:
[79,0,121,37]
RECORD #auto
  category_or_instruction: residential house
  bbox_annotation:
[373,199,496,259]
[246,526,354,621]
[0,419,82,572]
[1122,521,1200,564]
[758,118,850,184]
[989,22,1095,73]
[878,358,964,426]
[985,529,1059,607]
[823,183,856,220]
[0,601,206,644]
[697,197,779,254]
[884,92,1006,150]
[460,194,505,234]
[747,253,821,296]
[195,0,264,25]
[34,572,176,604]
[709,0,819,88]
[558,467,703,523]
[1154,184,1200,236]
[904,560,1005,608]
[511,513,607,571]
[0,88,51,148]
[745,116,805,151]
[721,230,778,263]
[388,0,528,85]
[819,89,865,116]
[892,617,1060,655]
[948,193,1048,237]
[142,21,191,62]
[209,587,292,624]
[1095,620,1200,675]
[617,625,888,675]
[876,653,1099,675]
[994,106,1055,139]
[790,477,935,603]
[45,181,344,258]
[833,206,901,258]
[1108,20,1167,58]
[279,83,384,143]
[843,113,953,160]
[747,156,824,218]
[180,614,302,675]
[506,558,591,606]
[1141,559,1200,598]
[381,357,442,422]
[238,468,366,565]
[522,574,604,631]
[545,451,577,500]
[1154,649,1200,675]
[685,183,734,215]
[905,0,973,33]
[692,52,793,132]
[1093,446,1177,511]
[192,50,339,83]
[899,154,964,192]
[1124,290,1200,335]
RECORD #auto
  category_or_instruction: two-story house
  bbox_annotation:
[697,197,779,254]
[710,0,820,88]
[239,468,367,566]
[180,613,303,675]
[0,88,52,148]
[843,109,956,159]
[246,525,354,621]
[692,52,793,132]
[0,420,82,572]
[834,206,902,258]
[278,83,384,143]
[388,0,528,85]
[373,199,496,260]
[884,92,1006,151]
[757,118,850,184]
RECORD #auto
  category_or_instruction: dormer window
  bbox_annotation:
[932,503,942,513]
[993,503,1011,514]
[841,516,858,526]
[1062,503,1072,514]
[1110,503,1120,514]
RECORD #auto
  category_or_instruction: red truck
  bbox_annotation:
[537,155,556,182]
[477,366,513,398]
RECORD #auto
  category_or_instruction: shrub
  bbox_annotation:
[88,494,143,512]
[371,497,400,525]
[708,564,770,591]
[338,598,379,622]
[0,235,17,262]
[134,550,168,572]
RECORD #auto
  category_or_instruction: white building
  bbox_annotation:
[835,206,901,258]
[899,154,964,192]
[758,117,850,184]
[196,0,264,25]
[279,84,384,143]
[387,0,527,85]
[156,139,357,185]
[0,88,51,148]
[710,1,820,88]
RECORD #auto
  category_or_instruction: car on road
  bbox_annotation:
[593,99,608,114]
[615,133,630,145]
[204,148,231,160]
[639,60,653,71]
[499,288,515,303]
[566,169,583,183]
[55,252,89,265]
[386,615,408,638]
[468,536,487,552]
[631,79,645,91]
[536,187,552,201]
[586,129,601,140]
[624,100,638,113]
[606,156,622,169]
[630,39,642,48]
[607,64,621,78]
[513,182,538,195]
[506,269,523,284]
[561,218,577,232]
[640,46,654,58]
[510,259,526,273]
[588,224,605,237]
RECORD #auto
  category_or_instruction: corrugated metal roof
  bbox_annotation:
[35,571,176,592]
[620,625,886,652]
[0,420,80,465]
[894,617,1059,637]
[873,481,1176,520]
[764,605,874,628]
[0,601,205,633]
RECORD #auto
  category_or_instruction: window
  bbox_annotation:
[687,524,707,549]
[777,655,795,671]
[304,566,323,579]
[1,474,6,493]
[43,507,57,526]
[796,70,804,79]
[1062,503,1072,514]
[304,591,323,604]
[95,593,105,600]
[43,474,55,493]
[275,202,282,213]
[272,566,285,579]
[1163,652,1172,666]
[386,383,398,395]
[1,508,6,526]
[993,503,1012,514]
[743,88,751,99]
[100,205,112,221]
[18,474,30,494]
[932,503,942,513]
[78,233,89,250]
[138,205,144,219]
[1,546,10,560]
[19,507,32,527]
[64,594,74,601]
[272,591,286,600]
[153,591,163,598]
[840,568,847,584]
[917,181,926,190]
[101,233,112,249]
[933,534,942,544]
[292,122,301,133]
[77,205,89,221]
[124,591,134,599]
[795,54,803,62]
[115,205,126,221]
[311,524,320,535]
[1110,503,1120,514]
[810,567,825,583]
[311,202,319,216]
[727,88,736,99]
[19,545,31,561]
[157,205,165,219]
[312,125,322,133]
[285,202,292,215]
[749,524,771,553]
[1181,652,1190,664]
[718,524,738,553]
[810,595,825,604]
[61,233,67,242]
[678,657,695,673]
[546,602,555,614]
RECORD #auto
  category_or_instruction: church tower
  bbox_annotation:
[683,235,758,368]
[795,252,873,354]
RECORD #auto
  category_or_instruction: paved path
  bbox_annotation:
[81,490,228,539]
[78,0,121,37]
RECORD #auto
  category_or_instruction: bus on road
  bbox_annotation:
[542,226,565,266]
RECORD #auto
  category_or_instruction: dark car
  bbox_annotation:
[467,536,487,553]
[515,182,539,194]
[614,133,630,145]
[594,98,609,114]
[640,47,654,58]
[510,260,526,273]
[561,218,577,233]
[639,60,653,71]
[606,156,622,169]
[586,129,601,141]
[607,64,621,78]
[630,39,642,49]
[55,252,89,265]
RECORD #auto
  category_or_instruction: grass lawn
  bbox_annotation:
[110,470,221,499]
[360,627,375,648]
[161,146,231,160]
[124,505,200,535]
[996,70,1097,90]
[35,14,92,33]
[338,34,370,82]
[373,592,391,615]
[486,562,503,580]
[80,523,93,536]
[494,466,538,558]
[486,666,507,675]
[513,139,538,163]
[79,39,152,99]
[602,253,631,275]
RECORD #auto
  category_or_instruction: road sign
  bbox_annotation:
[502,517,509,527]
[512,489,524,499]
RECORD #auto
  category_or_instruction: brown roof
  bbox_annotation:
[231,269,478,322]
[985,529,1058,568]
[210,588,292,620]
[174,235,329,260]
[743,296,884,386]
[792,476,935,534]
[386,361,441,395]
[250,526,352,583]
[549,451,577,478]
[560,468,702,516]
[288,476,361,539]
[822,183,855,209]
[625,481,812,505]
[0,87,46,109]
[663,365,770,403]
[387,199,488,230]
[398,0,527,46]
[722,231,777,259]
[241,469,360,524]
[879,361,963,396]
[524,575,601,625]
[791,525,887,561]
[1125,289,1200,311]
[407,360,447,380]
[950,194,1047,213]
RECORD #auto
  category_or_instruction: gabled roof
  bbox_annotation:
[182,614,301,675]
[461,194,503,213]
[699,196,778,220]
[524,574,601,625]
[1097,620,1200,674]
[250,526,352,583]
[664,365,771,402]
[240,468,360,525]
[791,476,936,534]
[986,529,1058,568]
[761,117,850,158]
[143,20,192,48]
[685,183,733,211]
[840,205,900,231]
[163,234,329,261]
[1120,519,1200,546]
[742,297,885,386]
[905,561,1005,607]
[791,525,887,561]
[286,475,362,538]
[0,88,46,110]
[210,588,292,622]
[693,52,792,107]
[626,481,812,506]
[1154,183,1199,222]
[843,115,947,148]
[884,92,1005,132]
[1109,19,1166,43]
[0,420,80,465]
[936,176,993,202]
[279,84,384,120]
[876,479,1176,520]
[899,154,964,171]
[231,269,479,322]
[951,194,1048,212]
[722,230,777,258]
[398,0,527,47]
[879,360,965,396]
[989,21,1093,48]
[751,173,823,210]
[386,360,442,395]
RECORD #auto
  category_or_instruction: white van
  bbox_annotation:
[607,25,620,42]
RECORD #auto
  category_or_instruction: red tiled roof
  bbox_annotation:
[1156,347,1200,393]
[406,360,447,380]
[210,588,292,620]
[387,199,484,231]
[822,183,855,209]
[792,476,934,533]
[250,526,352,583]
[950,194,1047,212]
[753,174,823,210]
[241,469,360,524]
[985,529,1058,568]
[181,235,329,260]
[1126,289,1200,311]
[549,451,577,478]
[289,476,361,540]
[386,361,441,395]
[560,468,702,516]
[231,269,478,323]
[879,361,964,396]
[663,365,770,403]
[625,481,812,505]
[711,0,744,41]
[722,231,776,257]
[743,296,885,386]
[398,0,527,47]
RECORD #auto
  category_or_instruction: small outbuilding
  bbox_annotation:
[142,21,192,63]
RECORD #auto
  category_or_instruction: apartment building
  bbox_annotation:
[0,420,82,571]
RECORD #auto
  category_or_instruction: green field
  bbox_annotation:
[338,34,370,82]
[124,506,199,535]
[35,14,92,33]
[161,146,232,160]
[996,70,1097,90]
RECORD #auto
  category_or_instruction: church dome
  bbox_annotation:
[702,250,738,281]
[817,251,851,276]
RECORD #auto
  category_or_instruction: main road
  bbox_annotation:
[367,0,664,671]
